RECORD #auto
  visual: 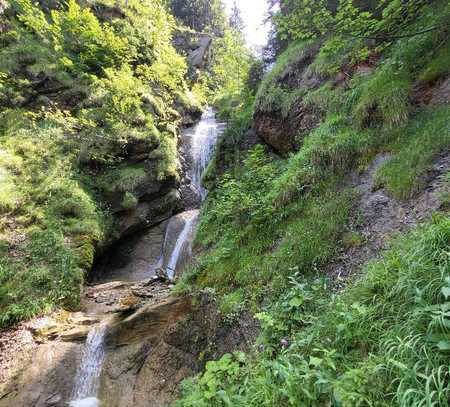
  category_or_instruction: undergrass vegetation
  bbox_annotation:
[179,0,450,307]
[375,105,450,199]
[176,1,450,405]
[0,0,204,327]
[176,216,450,406]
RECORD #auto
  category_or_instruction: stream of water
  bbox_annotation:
[69,325,107,407]
[160,108,224,279]
[69,109,223,406]
[186,107,225,199]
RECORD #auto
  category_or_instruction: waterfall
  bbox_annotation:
[69,325,107,407]
[158,108,223,280]
[187,107,225,199]
[166,211,198,280]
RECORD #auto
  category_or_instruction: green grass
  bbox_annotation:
[254,40,316,115]
[350,67,411,129]
[177,141,354,303]
[0,227,84,327]
[175,2,450,405]
[176,216,450,407]
[0,113,106,327]
[0,0,203,327]
[375,105,450,199]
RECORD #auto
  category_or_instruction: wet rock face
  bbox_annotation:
[92,223,167,284]
[159,210,199,280]
[115,189,179,239]
[99,295,259,407]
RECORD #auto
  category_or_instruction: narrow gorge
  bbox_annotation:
[1,1,449,406]
[1,108,229,407]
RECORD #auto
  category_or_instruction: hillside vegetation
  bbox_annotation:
[0,0,248,327]
[175,0,450,405]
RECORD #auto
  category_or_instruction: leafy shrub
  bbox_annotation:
[121,192,138,211]
[0,0,200,327]
[177,217,450,406]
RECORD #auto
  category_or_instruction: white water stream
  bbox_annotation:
[186,107,225,199]
[69,325,107,407]
[160,108,224,279]
[68,109,223,406]
[165,211,198,280]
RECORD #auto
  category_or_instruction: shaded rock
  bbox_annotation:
[124,136,160,163]
[82,280,171,315]
[105,296,192,347]
[253,44,322,154]
[59,326,91,342]
[101,163,176,215]
[430,75,450,105]
[68,313,101,327]
[254,102,321,154]
[188,36,213,68]
[172,31,213,71]
[92,222,167,284]
[29,317,60,339]
[0,341,82,407]
[327,152,450,288]
[98,294,259,407]
[116,189,179,238]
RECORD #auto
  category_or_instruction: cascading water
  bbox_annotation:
[186,108,225,199]
[69,325,107,407]
[165,211,198,280]
[159,108,224,279]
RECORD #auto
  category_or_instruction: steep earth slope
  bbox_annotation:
[173,1,450,406]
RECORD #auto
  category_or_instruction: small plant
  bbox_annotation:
[342,231,365,249]
[121,192,138,211]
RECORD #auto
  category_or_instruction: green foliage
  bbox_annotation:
[254,40,315,114]
[375,105,450,199]
[121,192,138,211]
[218,289,245,319]
[210,28,252,113]
[176,2,450,406]
[0,226,84,327]
[419,41,450,82]
[0,112,105,327]
[0,0,203,326]
[351,67,411,129]
[10,0,129,76]
[99,165,149,194]
[170,0,227,35]
[177,216,450,406]
[274,0,429,42]
[178,136,354,302]
[202,97,254,188]
[175,352,247,406]
[50,0,129,73]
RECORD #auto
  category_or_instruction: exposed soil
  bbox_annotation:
[328,152,449,288]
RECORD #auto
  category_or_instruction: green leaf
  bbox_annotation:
[437,341,450,351]
[289,296,304,307]
[309,356,322,367]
